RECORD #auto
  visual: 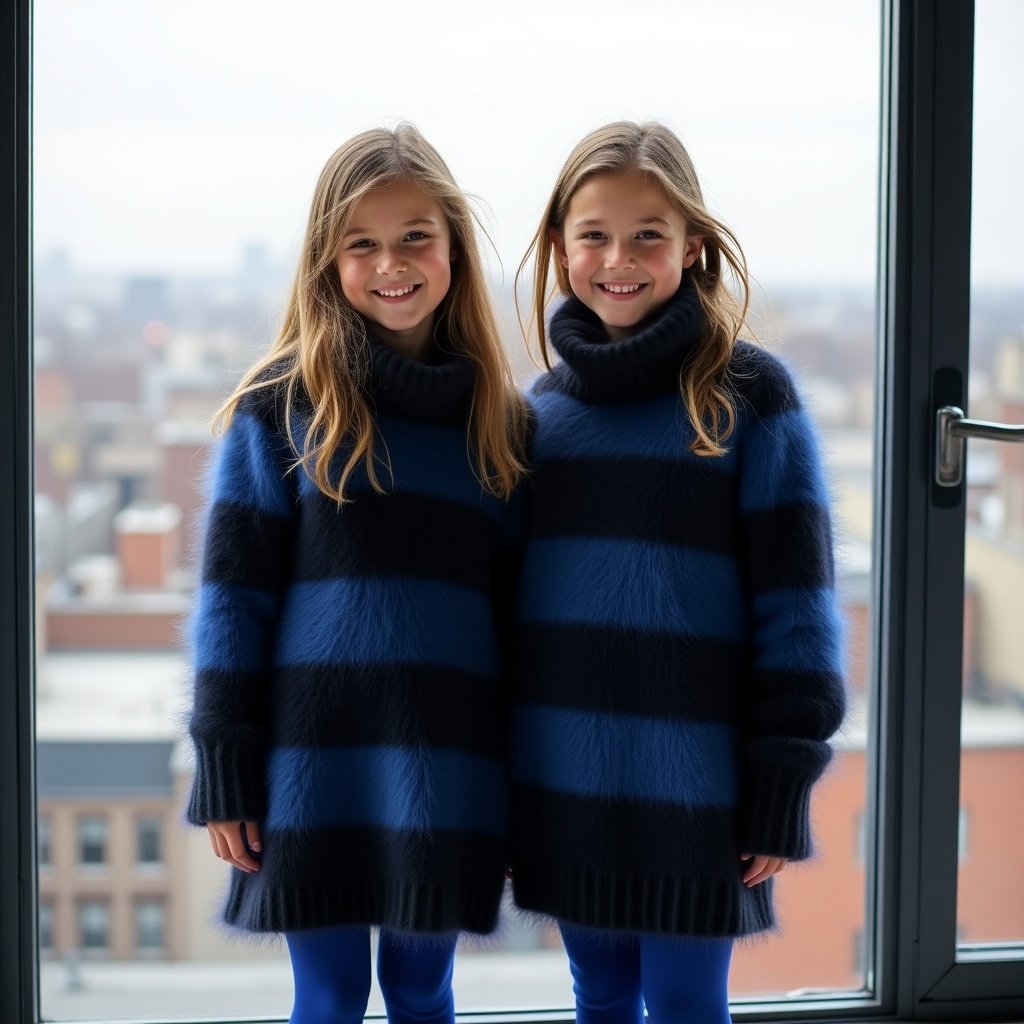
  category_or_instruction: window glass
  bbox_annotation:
[136,816,162,866]
[38,815,52,867]
[78,900,110,952]
[135,900,166,953]
[958,0,1024,951]
[77,815,107,866]
[39,900,55,955]
[35,0,880,1017]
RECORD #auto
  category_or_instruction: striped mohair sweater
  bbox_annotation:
[510,282,846,937]
[186,335,517,935]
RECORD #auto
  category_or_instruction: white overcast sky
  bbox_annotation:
[33,0,1022,287]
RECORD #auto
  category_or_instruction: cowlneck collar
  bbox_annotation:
[547,279,704,404]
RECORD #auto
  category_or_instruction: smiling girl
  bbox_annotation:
[185,124,528,1024]
[510,121,847,1023]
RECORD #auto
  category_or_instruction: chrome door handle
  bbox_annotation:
[935,404,1024,487]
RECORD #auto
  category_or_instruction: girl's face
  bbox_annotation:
[552,171,703,342]
[336,181,455,358]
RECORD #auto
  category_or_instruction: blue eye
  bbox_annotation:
[348,238,374,249]
[580,231,606,241]
[404,231,430,242]
[636,230,662,240]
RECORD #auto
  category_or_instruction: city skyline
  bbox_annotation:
[32,1,1024,286]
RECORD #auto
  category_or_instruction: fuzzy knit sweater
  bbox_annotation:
[509,282,847,937]
[186,335,518,936]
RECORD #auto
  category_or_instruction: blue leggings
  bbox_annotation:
[284,926,457,1024]
[559,922,733,1024]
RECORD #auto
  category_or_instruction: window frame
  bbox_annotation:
[2,0,1023,1021]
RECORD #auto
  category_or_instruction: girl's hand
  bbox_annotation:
[207,820,262,873]
[740,853,787,887]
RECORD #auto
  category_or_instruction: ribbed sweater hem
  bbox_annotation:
[223,873,505,936]
[739,761,819,860]
[186,738,266,825]
[512,863,774,938]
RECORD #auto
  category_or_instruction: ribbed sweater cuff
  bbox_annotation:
[186,738,267,825]
[738,761,817,860]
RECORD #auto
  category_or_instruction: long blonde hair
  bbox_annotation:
[518,121,751,457]
[216,123,528,501]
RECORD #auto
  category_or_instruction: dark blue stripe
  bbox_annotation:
[212,412,294,518]
[512,705,737,806]
[529,456,737,550]
[296,416,504,521]
[201,501,293,588]
[751,588,845,673]
[514,622,744,721]
[739,406,828,511]
[263,746,506,835]
[272,577,499,676]
[193,583,280,672]
[517,537,746,641]
[741,503,834,593]
[532,389,738,469]
[268,663,502,756]
[290,490,495,591]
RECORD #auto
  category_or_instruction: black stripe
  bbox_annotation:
[292,490,496,591]
[266,663,504,757]
[262,824,505,881]
[742,503,834,593]
[201,501,293,588]
[192,667,271,728]
[730,342,800,419]
[529,457,738,551]
[511,786,739,879]
[748,667,847,740]
[515,623,746,721]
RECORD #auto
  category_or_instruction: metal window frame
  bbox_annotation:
[879,0,1024,1016]
[1,1,37,1024]
[3,0,1023,1022]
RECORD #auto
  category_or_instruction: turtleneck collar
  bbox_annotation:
[364,329,475,425]
[547,279,704,404]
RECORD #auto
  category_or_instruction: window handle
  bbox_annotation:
[935,404,1024,487]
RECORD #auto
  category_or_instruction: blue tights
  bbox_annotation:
[559,922,733,1024]
[285,927,457,1024]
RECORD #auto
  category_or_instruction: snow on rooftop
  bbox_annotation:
[36,650,190,741]
[114,502,182,534]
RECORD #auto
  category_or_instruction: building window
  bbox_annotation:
[77,900,109,952]
[38,900,54,955]
[134,899,165,954]
[37,814,52,868]
[77,815,107,866]
[136,815,162,866]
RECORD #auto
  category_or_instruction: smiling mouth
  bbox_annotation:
[598,283,647,296]
[373,284,421,298]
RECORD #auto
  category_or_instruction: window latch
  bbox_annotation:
[935,404,1024,487]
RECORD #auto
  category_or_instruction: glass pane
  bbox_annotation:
[136,816,162,866]
[78,901,110,951]
[77,815,108,866]
[135,900,167,952]
[34,0,879,1017]
[958,0,1024,952]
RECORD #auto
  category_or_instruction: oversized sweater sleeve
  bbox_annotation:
[185,391,297,825]
[734,347,846,860]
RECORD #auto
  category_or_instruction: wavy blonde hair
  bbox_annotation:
[215,123,528,501]
[518,121,751,457]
